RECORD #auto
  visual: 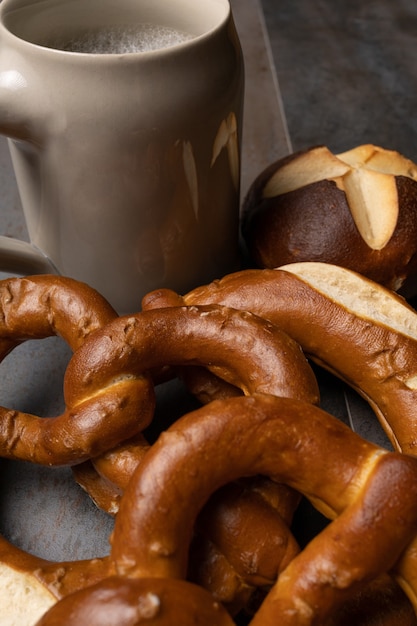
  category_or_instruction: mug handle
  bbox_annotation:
[0,64,55,277]
[0,236,59,275]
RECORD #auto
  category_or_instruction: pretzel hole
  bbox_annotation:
[0,337,70,417]
[144,376,201,444]
[0,337,113,561]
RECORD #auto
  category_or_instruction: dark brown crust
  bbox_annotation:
[241,149,417,294]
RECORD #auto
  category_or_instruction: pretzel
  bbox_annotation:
[142,262,417,454]
[8,295,316,466]
[49,302,318,467]
[0,274,155,466]
[35,394,417,625]
[69,302,316,612]
[64,304,319,410]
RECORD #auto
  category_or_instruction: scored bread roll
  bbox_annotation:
[241,144,417,296]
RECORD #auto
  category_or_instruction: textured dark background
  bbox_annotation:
[261,0,417,160]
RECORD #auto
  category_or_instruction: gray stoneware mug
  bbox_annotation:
[0,0,244,313]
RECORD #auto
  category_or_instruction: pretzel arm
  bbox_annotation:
[0,374,155,464]
[0,275,117,352]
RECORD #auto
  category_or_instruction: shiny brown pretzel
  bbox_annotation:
[69,302,317,612]
[0,274,152,466]
[55,302,318,467]
[74,443,301,614]
[36,394,417,625]
[64,304,319,411]
[1,298,319,620]
[64,306,319,462]
[142,262,417,454]
[4,294,318,466]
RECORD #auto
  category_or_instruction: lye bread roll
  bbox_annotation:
[241,144,417,296]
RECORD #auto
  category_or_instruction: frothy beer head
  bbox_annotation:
[49,24,194,54]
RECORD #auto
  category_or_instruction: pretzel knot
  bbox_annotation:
[35,394,417,625]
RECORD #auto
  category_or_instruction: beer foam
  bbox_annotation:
[50,24,194,54]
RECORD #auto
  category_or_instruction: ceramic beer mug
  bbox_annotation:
[0,0,244,313]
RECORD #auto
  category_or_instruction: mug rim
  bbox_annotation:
[0,0,232,60]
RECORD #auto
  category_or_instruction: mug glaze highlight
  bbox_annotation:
[0,0,244,313]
